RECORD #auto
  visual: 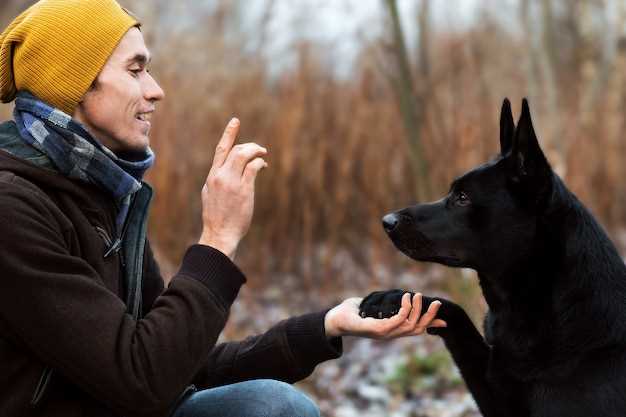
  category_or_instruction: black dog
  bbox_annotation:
[360,99,626,417]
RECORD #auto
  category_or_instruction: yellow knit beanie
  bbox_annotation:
[0,0,139,115]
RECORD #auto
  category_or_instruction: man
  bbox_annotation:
[0,1,446,416]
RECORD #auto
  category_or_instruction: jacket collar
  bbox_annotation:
[0,120,118,216]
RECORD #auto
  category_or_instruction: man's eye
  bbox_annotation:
[129,68,142,76]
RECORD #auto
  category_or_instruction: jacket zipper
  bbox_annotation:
[30,366,53,407]
[116,194,138,268]
[96,225,122,258]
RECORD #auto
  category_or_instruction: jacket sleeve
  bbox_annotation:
[0,182,245,417]
[141,236,343,388]
[192,311,343,388]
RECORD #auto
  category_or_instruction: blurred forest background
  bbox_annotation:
[2,1,626,416]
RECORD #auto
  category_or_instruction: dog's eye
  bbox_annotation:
[455,192,471,206]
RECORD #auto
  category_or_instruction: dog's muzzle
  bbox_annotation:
[382,211,438,260]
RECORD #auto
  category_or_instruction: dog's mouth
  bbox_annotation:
[412,254,464,267]
[398,244,463,266]
[387,225,464,267]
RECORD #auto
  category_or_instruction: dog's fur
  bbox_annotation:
[360,99,626,417]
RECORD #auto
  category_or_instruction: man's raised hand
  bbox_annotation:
[199,118,267,260]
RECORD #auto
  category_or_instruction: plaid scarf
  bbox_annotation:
[13,91,155,234]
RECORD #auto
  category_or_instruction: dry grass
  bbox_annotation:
[1,1,626,293]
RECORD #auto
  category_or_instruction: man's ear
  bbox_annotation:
[499,98,514,155]
[510,98,550,181]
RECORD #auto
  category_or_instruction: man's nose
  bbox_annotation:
[145,72,165,102]
[382,213,399,233]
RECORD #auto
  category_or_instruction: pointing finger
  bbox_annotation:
[212,118,240,168]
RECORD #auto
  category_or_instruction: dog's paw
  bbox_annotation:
[359,289,410,319]
[359,290,463,334]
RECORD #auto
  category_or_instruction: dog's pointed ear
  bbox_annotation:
[499,98,514,155]
[510,98,550,180]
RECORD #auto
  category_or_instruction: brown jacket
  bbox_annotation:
[0,121,342,417]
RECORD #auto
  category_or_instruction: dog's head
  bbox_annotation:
[384,99,554,273]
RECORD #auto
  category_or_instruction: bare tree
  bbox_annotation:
[579,0,616,128]
[538,0,564,170]
[381,0,431,200]
[520,0,538,105]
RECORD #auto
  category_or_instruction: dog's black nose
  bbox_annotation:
[382,213,399,232]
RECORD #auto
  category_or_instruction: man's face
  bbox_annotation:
[73,27,164,154]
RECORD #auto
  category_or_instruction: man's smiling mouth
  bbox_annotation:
[135,111,152,122]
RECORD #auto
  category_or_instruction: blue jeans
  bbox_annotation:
[171,379,321,417]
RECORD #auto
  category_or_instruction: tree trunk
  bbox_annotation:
[383,0,431,201]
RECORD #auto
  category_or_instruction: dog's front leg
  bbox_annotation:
[360,291,516,417]
[426,304,510,417]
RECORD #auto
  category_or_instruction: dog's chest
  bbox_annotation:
[484,310,550,379]
[484,310,539,350]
